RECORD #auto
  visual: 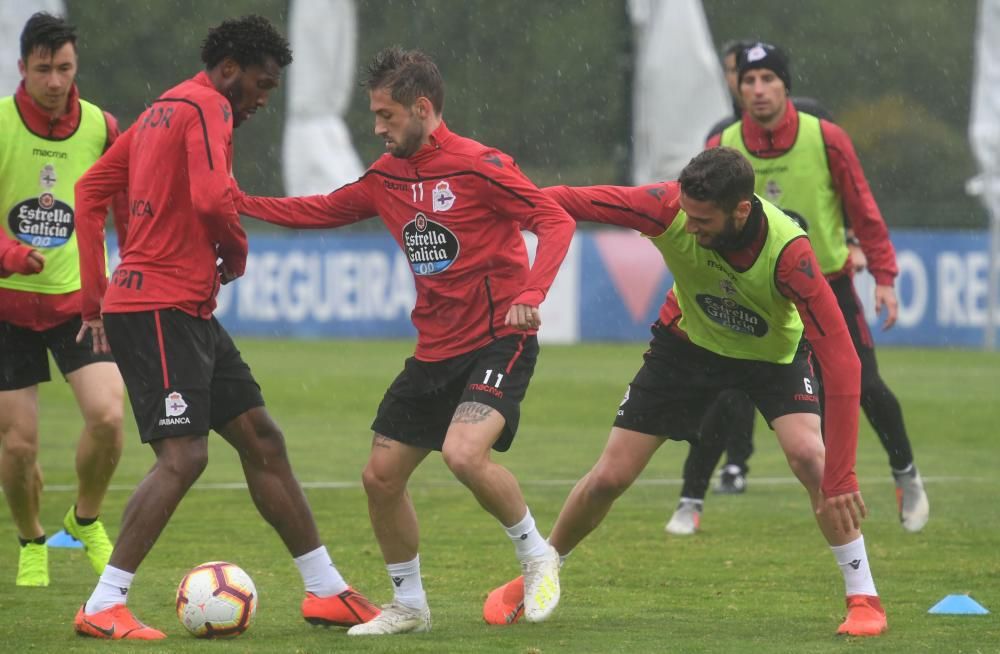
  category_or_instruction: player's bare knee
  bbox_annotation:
[586,465,632,500]
[84,405,124,446]
[155,441,209,486]
[360,462,405,499]
[440,442,486,483]
[786,441,824,486]
[0,428,39,463]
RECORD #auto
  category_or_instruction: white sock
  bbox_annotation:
[830,535,878,597]
[504,508,551,561]
[387,555,427,610]
[85,565,134,614]
[294,545,348,597]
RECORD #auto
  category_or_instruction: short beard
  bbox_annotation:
[389,120,425,158]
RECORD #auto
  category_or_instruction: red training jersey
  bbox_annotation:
[235,121,575,362]
[546,183,862,498]
[0,82,127,330]
[76,71,248,321]
[707,100,897,286]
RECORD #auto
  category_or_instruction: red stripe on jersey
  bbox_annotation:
[154,310,169,389]
[505,335,527,374]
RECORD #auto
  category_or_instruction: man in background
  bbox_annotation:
[0,11,125,588]
[677,43,928,537]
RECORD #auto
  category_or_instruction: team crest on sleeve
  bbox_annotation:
[432,180,456,212]
[403,212,460,275]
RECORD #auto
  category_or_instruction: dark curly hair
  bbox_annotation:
[678,147,755,212]
[20,12,76,61]
[200,15,292,70]
[364,46,444,114]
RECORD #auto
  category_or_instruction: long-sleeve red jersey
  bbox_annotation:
[546,183,862,498]
[76,72,248,321]
[707,100,897,286]
[0,82,128,330]
[235,122,575,362]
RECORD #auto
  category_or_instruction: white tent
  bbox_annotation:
[282,0,365,196]
[628,0,729,183]
[969,0,1000,349]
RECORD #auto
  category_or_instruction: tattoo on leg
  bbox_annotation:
[452,402,495,425]
[372,433,394,449]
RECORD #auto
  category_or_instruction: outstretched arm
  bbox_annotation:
[544,182,679,236]
[233,176,376,230]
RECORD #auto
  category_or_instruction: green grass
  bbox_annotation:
[2,341,998,653]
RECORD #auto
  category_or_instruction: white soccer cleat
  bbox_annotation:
[665,498,703,536]
[346,602,431,636]
[521,545,560,622]
[893,466,929,533]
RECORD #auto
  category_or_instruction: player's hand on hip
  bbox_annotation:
[77,318,111,354]
[874,284,898,330]
[505,304,541,331]
[817,490,867,533]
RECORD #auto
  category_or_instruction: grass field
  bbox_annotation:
[1,339,998,653]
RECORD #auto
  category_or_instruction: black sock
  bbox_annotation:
[19,535,46,547]
[75,513,98,527]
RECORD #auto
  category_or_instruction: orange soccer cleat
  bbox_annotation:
[483,575,525,625]
[837,594,887,636]
[302,587,381,627]
[75,604,166,640]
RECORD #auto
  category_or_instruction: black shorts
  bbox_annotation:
[371,334,539,452]
[613,322,820,441]
[104,309,264,443]
[0,317,115,391]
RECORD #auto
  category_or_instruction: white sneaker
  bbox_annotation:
[521,545,560,622]
[665,498,702,536]
[346,602,431,635]
[893,465,929,533]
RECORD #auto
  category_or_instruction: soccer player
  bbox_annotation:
[483,147,888,637]
[667,41,841,525]
[0,12,126,587]
[232,47,574,635]
[71,16,378,640]
[679,42,928,534]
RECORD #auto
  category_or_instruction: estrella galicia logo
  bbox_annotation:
[695,294,769,337]
[7,194,75,247]
[403,212,459,275]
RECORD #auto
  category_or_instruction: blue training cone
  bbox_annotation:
[46,529,84,549]
[928,594,990,615]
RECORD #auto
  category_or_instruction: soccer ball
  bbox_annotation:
[176,561,257,638]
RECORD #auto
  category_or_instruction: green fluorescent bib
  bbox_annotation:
[650,197,805,363]
[722,112,849,275]
[0,96,107,294]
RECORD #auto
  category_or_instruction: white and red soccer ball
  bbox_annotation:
[176,561,257,638]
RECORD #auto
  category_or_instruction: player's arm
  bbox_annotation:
[233,175,376,230]
[477,152,574,327]
[76,125,134,323]
[184,102,248,279]
[822,120,898,329]
[0,231,44,276]
[104,111,130,250]
[544,182,679,236]
[776,238,864,527]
